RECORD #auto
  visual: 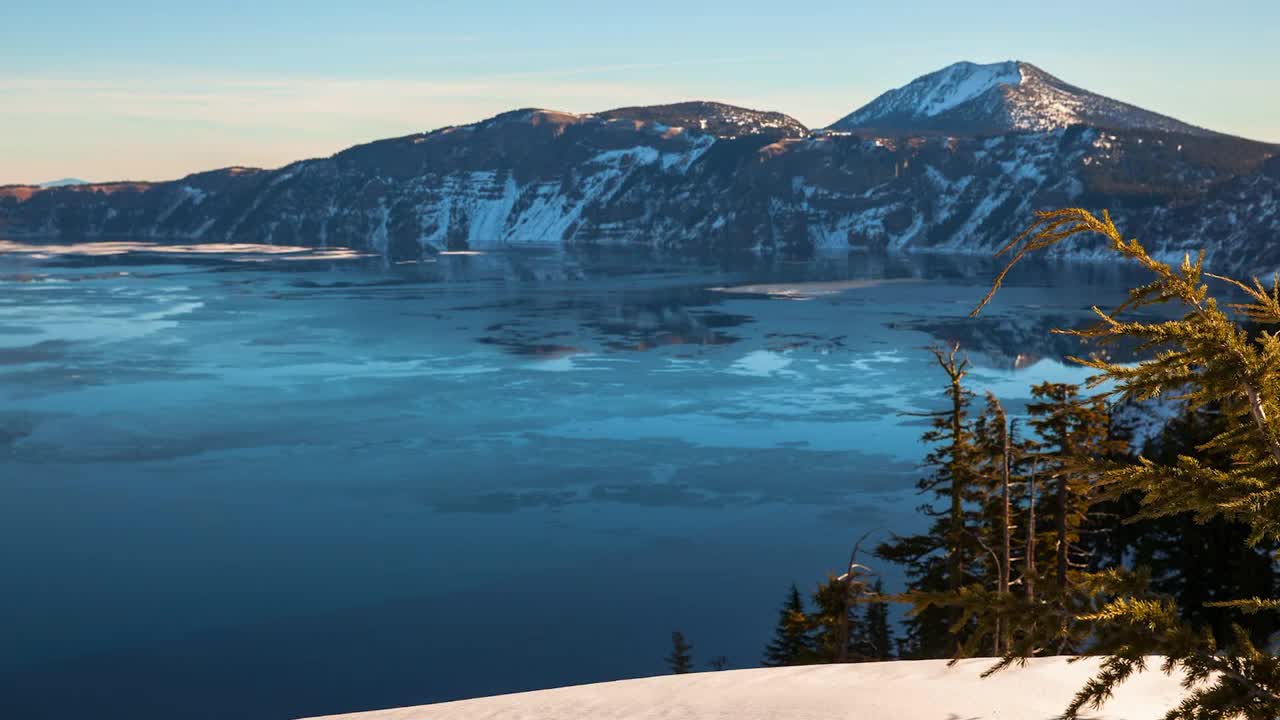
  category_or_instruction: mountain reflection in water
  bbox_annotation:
[0,242,1154,720]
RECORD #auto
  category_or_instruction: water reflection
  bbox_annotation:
[0,240,1150,720]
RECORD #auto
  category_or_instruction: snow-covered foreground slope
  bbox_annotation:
[301,657,1188,720]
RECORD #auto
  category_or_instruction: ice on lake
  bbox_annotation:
[0,243,1143,720]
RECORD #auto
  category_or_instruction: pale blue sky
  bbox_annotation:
[3,1,1277,184]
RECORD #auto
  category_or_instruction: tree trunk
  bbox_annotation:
[931,345,969,655]
[999,414,1012,654]
[1056,470,1068,590]
[1026,460,1037,604]
[949,374,965,596]
[948,371,966,653]
[837,579,850,663]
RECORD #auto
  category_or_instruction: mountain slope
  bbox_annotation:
[597,101,808,139]
[2,78,1277,275]
[830,61,1218,137]
[38,178,89,188]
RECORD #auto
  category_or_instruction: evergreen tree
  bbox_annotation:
[969,392,1019,655]
[858,579,896,661]
[810,575,863,662]
[806,535,882,663]
[897,389,1098,663]
[762,584,815,667]
[665,631,693,674]
[1023,381,1128,653]
[1089,403,1280,648]
[972,207,1280,719]
[876,345,984,657]
[1026,382,1123,594]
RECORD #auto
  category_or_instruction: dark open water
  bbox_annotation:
[0,241,1141,719]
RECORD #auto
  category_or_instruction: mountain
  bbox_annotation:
[37,178,89,188]
[596,101,808,139]
[830,61,1218,138]
[1,67,1277,274]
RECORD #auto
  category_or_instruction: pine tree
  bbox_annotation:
[665,631,693,674]
[972,207,1280,719]
[1089,403,1280,648]
[969,392,1018,655]
[762,584,815,667]
[807,535,882,663]
[1023,381,1128,653]
[898,391,1090,663]
[1026,382,1123,594]
[809,575,860,662]
[859,579,896,661]
[876,345,984,657]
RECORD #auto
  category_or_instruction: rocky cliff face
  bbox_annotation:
[2,69,1277,273]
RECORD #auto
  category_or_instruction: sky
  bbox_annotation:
[3,0,1278,185]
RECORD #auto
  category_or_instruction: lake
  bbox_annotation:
[0,241,1141,719]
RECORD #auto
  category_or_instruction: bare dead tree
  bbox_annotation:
[992,400,1013,655]
[835,531,878,662]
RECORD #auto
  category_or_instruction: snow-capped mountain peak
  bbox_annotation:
[874,61,1021,119]
[38,178,90,188]
[6,61,1274,276]
[830,60,1217,138]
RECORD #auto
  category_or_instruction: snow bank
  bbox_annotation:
[301,656,1188,720]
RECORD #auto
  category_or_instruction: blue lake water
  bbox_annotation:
[0,242,1141,719]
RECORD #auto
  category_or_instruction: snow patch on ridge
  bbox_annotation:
[401,137,715,251]
[841,61,1022,127]
[913,61,1022,117]
[832,60,1217,137]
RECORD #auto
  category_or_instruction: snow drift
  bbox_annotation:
[300,656,1189,720]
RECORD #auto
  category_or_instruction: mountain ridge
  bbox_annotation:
[2,62,1277,274]
[830,60,1222,139]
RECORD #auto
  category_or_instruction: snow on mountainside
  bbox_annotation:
[2,70,1277,275]
[831,60,1219,138]
[597,101,808,139]
[38,178,89,188]
[838,61,1024,125]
